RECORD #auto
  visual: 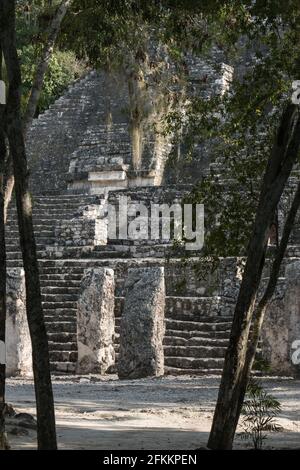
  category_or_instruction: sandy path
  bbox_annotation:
[5,375,300,450]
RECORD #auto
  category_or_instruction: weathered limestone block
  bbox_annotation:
[6,269,32,377]
[55,202,108,247]
[118,267,165,379]
[77,268,115,374]
[262,261,300,376]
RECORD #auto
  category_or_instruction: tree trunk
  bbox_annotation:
[235,180,300,416]
[208,104,300,450]
[0,46,8,451]
[0,0,57,450]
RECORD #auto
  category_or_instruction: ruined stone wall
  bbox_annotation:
[262,262,300,377]
[54,195,107,247]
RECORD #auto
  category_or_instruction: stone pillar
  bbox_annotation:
[262,261,300,376]
[118,267,165,379]
[77,268,115,374]
[6,268,32,377]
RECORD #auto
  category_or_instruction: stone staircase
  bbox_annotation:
[26,70,129,194]
[6,197,237,374]
[12,172,293,376]
[8,183,285,375]
[6,195,103,373]
[114,292,233,375]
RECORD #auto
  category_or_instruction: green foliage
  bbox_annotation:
[169,0,300,263]
[14,1,86,115]
[252,356,272,374]
[16,1,62,45]
[240,379,282,449]
[61,1,217,68]
[21,47,86,114]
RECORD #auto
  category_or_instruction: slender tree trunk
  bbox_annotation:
[234,181,300,419]
[208,104,300,450]
[0,46,8,451]
[3,0,71,222]
[0,0,57,450]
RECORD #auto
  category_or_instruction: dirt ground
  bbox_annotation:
[5,375,300,450]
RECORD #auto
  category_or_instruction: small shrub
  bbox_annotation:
[240,379,282,449]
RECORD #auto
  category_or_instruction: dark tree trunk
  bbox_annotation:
[0,46,8,450]
[235,180,300,415]
[0,0,57,450]
[208,104,300,450]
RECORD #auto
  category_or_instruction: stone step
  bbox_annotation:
[50,248,128,260]
[164,328,231,340]
[42,293,78,302]
[43,301,77,310]
[45,314,76,322]
[48,341,77,351]
[41,286,79,295]
[49,350,77,362]
[40,280,81,288]
[39,274,83,282]
[164,356,224,369]
[114,325,231,342]
[47,332,76,343]
[6,260,23,268]
[165,319,232,332]
[50,362,76,373]
[34,196,102,203]
[45,321,76,333]
[7,252,23,260]
[39,267,85,275]
[7,227,53,235]
[39,262,86,270]
[165,296,223,319]
[166,312,232,323]
[9,242,54,250]
[8,211,77,219]
[43,308,77,316]
[164,366,223,376]
[163,336,229,347]
[164,345,227,358]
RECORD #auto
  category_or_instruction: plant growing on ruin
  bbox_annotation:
[239,380,282,450]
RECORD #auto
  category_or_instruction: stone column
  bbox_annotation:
[6,268,32,377]
[77,268,115,374]
[118,267,165,379]
[262,261,300,376]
